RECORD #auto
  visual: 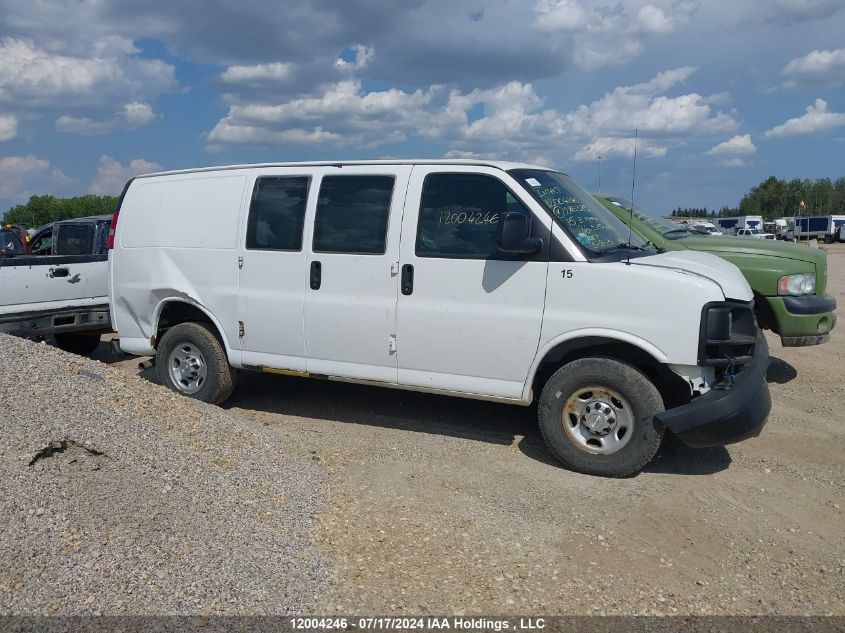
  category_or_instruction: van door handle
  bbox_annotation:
[310,261,322,290]
[50,267,70,278]
[401,264,414,295]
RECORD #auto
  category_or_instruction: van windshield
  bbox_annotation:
[510,170,649,255]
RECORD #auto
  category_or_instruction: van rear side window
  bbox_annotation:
[313,176,394,255]
[247,176,310,251]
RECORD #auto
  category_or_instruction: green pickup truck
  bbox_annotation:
[599,195,837,347]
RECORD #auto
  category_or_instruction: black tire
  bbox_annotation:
[54,333,101,356]
[538,357,665,477]
[824,234,834,244]
[155,322,237,405]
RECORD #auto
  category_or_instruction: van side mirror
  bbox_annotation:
[496,212,542,255]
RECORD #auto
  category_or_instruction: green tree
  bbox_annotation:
[4,194,118,228]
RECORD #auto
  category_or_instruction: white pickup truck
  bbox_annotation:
[0,215,112,354]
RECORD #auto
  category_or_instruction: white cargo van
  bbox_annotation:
[109,160,771,476]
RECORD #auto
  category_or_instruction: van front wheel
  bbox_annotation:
[155,322,236,405]
[538,358,664,477]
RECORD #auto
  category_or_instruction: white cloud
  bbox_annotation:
[706,134,756,156]
[636,5,675,34]
[207,67,736,167]
[764,99,845,139]
[51,168,75,185]
[533,0,592,31]
[220,62,294,83]
[56,102,157,135]
[0,113,17,141]
[335,45,374,71]
[721,158,750,168]
[123,102,156,127]
[561,67,736,140]
[782,48,845,87]
[532,0,697,69]
[0,155,50,197]
[0,38,175,109]
[208,80,447,147]
[88,155,162,195]
[572,137,667,161]
[55,115,113,135]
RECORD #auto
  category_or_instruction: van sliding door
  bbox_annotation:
[303,165,412,382]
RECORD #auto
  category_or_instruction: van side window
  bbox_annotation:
[246,177,310,251]
[313,176,394,255]
[416,173,531,259]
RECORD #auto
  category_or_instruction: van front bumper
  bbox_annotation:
[656,339,771,448]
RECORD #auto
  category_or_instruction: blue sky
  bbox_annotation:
[1,0,843,215]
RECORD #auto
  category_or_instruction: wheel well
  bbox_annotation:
[155,301,219,349]
[531,337,691,410]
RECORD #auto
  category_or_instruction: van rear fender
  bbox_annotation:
[153,298,237,364]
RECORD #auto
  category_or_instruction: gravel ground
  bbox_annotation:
[224,243,845,616]
[0,334,327,615]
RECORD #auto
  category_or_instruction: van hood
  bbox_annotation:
[632,250,753,301]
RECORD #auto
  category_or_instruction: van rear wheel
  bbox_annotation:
[538,357,664,477]
[155,322,236,405]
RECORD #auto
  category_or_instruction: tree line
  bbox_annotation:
[672,176,845,220]
[3,195,119,227]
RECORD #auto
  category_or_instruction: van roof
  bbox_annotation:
[135,159,557,179]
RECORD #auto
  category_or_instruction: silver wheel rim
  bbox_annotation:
[561,385,634,455]
[167,343,208,394]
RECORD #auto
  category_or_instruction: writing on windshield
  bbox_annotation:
[531,184,619,251]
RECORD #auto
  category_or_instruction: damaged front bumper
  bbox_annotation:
[656,336,771,448]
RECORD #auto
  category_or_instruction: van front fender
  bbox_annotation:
[522,329,668,402]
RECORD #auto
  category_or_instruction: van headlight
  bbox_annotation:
[777,273,815,296]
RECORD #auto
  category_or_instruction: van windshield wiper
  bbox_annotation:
[596,242,649,254]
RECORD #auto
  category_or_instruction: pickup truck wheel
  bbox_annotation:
[538,357,665,477]
[155,322,236,405]
[54,333,101,356]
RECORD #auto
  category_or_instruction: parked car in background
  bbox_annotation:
[690,222,723,236]
[737,228,776,240]
[110,160,771,477]
[600,195,836,347]
[0,214,112,354]
[1,223,30,256]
